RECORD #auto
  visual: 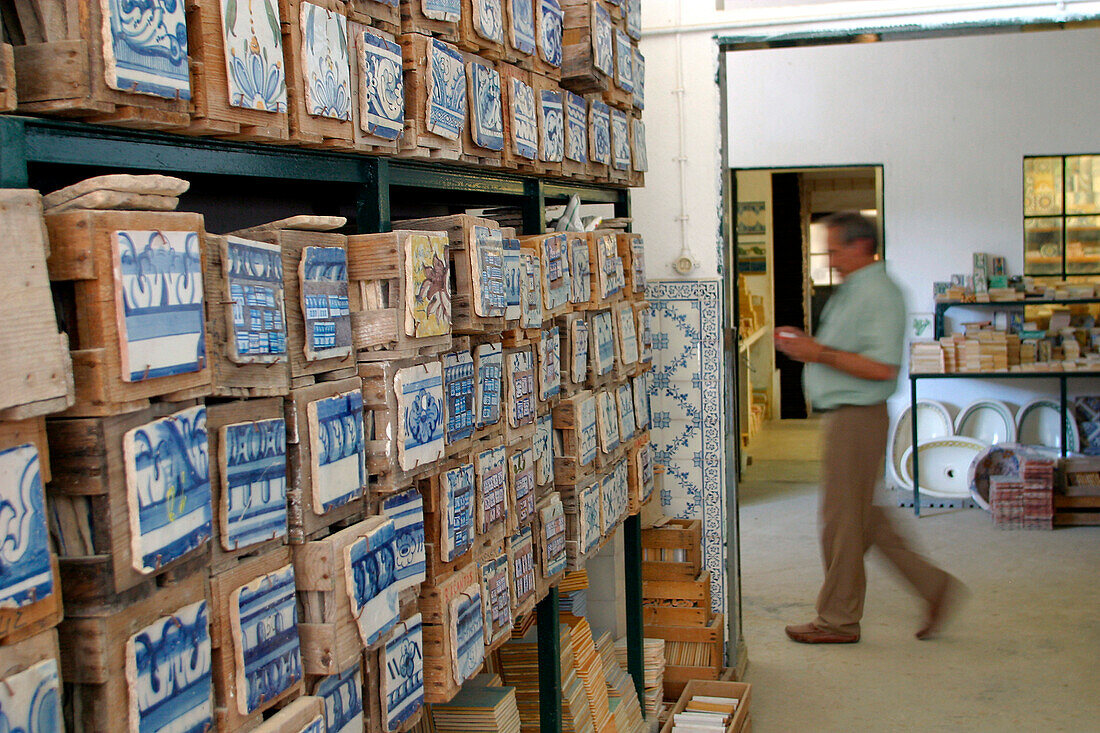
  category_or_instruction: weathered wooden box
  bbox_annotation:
[651,614,727,702]
[418,560,482,703]
[0,43,15,111]
[46,209,212,416]
[641,518,702,582]
[560,0,612,95]
[529,71,565,177]
[551,389,597,484]
[585,229,625,303]
[458,0,506,59]
[616,232,646,297]
[346,0,402,33]
[601,23,632,111]
[348,23,406,153]
[253,695,327,733]
[626,430,652,512]
[400,0,461,42]
[499,62,540,173]
[461,52,506,167]
[398,33,465,161]
[419,455,477,582]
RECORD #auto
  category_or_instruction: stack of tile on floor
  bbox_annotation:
[495,625,596,733]
[560,569,589,618]
[596,632,646,733]
[615,637,665,719]
[991,455,1055,529]
[571,618,615,733]
[562,624,599,733]
[431,674,523,732]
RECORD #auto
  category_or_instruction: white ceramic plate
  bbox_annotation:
[1016,399,1079,453]
[901,436,988,498]
[954,399,1016,445]
[888,400,953,489]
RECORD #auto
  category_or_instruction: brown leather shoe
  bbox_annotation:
[785,622,860,644]
[916,575,964,640]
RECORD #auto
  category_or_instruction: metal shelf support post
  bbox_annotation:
[358,157,392,233]
[0,117,29,188]
[537,587,563,733]
[624,513,646,715]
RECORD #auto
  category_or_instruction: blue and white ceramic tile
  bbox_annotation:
[0,444,52,609]
[533,412,554,486]
[588,99,611,165]
[580,479,600,552]
[300,246,352,361]
[479,555,511,642]
[508,446,535,527]
[382,489,426,592]
[443,350,476,443]
[600,470,618,533]
[473,0,504,42]
[596,390,620,454]
[520,252,542,328]
[300,2,351,121]
[617,303,638,364]
[539,497,566,575]
[611,108,630,171]
[636,441,654,499]
[476,446,507,532]
[568,319,588,385]
[124,406,211,574]
[472,225,507,317]
[632,48,644,110]
[509,527,535,605]
[451,585,484,682]
[568,235,590,303]
[591,310,615,376]
[503,237,523,321]
[538,327,561,401]
[422,0,460,22]
[225,236,286,363]
[538,89,564,163]
[308,389,365,514]
[564,92,587,163]
[357,30,405,140]
[220,418,287,551]
[632,373,650,430]
[127,599,212,733]
[595,232,623,297]
[114,230,205,382]
[616,383,636,443]
[314,662,363,733]
[102,0,190,99]
[578,395,598,467]
[395,362,446,471]
[631,120,647,172]
[221,0,286,111]
[468,61,504,151]
[510,0,536,55]
[474,342,503,427]
[592,3,613,75]
[300,713,326,733]
[509,77,538,160]
[536,0,563,67]
[638,304,653,362]
[382,614,424,732]
[428,39,466,140]
[0,658,61,733]
[506,348,535,427]
[627,0,640,40]
[647,279,724,614]
[541,233,569,308]
[614,29,633,93]
[232,563,301,714]
[441,463,476,561]
[344,519,399,647]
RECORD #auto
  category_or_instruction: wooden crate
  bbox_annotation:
[279,0,356,148]
[520,233,571,319]
[626,430,652,512]
[530,71,565,177]
[183,0,292,140]
[361,360,443,495]
[418,561,481,702]
[659,678,751,733]
[285,377,367,542]
[644,569,711,611]
[503,345,537,445]
[616,232,645,297]
[499,62,539,173]
[0,43,15,111]
[346,230,454,361]
[47,401,213,603]
[398,33,465,161]
[393,214,508,334]
[46,209,212,416]
[419,455,478,582]
[501,0,537,70]
[59,572,211,733]
[585,95,612,180]
[531,0,564,82]
[458,0,506,59]
[253,695,326,733]
[560,0,612,95]
[346,0,402,33]
[653,616,726,702]
[231,218,356,384]
[557,312,587,394]
[461,52,506,167]
[552,390,597,483]
[400,0,461,41]
[348,23,405,154]
[601,24,631,111]
[12,0,191,128]
[477,541,513,652]
[642,604,709,627]
[584,230,624,304]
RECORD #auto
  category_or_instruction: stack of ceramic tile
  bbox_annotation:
[615,637,665,719]
[1023,456,1056,529]
[562,625,598,733]
[909,342,945,373]
[956,338,981,372]
[496,639,542,731]
[431,679,523,733]
[990,475,1027,528]
[975,330,1009,371]
[571,618,615,733]
[938,337,958,372]
[596,632,646,733]
[560,570,590,620]
[1007,333,1021,366]
[668,694,742,732]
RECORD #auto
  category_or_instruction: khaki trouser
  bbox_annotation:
[813,403,951,636]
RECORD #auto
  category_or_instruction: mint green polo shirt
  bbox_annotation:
[803,260,905,410]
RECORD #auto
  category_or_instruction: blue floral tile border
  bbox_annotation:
[646,279,725,615]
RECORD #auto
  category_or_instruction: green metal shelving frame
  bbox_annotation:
[0,114,644,733]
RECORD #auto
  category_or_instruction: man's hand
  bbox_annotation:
[774,326,824,364]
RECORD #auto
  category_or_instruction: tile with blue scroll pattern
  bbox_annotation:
[443,349,475,443]
[538,327,560,401]
[632,119,648,172]
[568,233,590,302]
[564,92,587,163]
[588,99,611,165]
[614,28,633,92]
[537,89,564,162]
[596,390,620,454]
[405,231,451,338]
[539,494,566,576]
[113,230,206,382]
[637,304,653,362]
[395,362,446,471]
[230,563,302,715]
[441,462,476,561]
[569,318,588,384]
[627,0,640,38]
[476,445,507,532]
[508,445,535,527]
[382,489,426,592]
[224,236,287,364]
[219,418,287,551]
[126,599,212,733]
[427,39,467,140]
[591,310,615,376]
[422,0,460,22]
[479,554,511,644]
[313,660,363,733]
[536,0,562,67]
[468,61,504,151]
[382,614,424,732]
[343,518,399,647]
[124,405,212,574]
[472,225,507,317]
[449,584,484,683]
[0,658,62,733]
[0,444,53,609]
[600,468,619,533]
[578,393,598,467]
[629,237,647,293]
[579,479,600,553]
[633,373,650,430]
[616,383,635,442]
[509,0,535,54]
[509,527,535,607]
[300,246,352,361]
[505,348,534,428]
[611,108,630,170]
[520,252,542,328]
[101,0,191,99]
[307,389,365,514]
[503,236,523,321]
[509,77,538,160]
[474,342,502,427]
[221,0,287,112]
[636,440,654,500]
[540,232,570,309]
[300,2,351,121]
[357,30,405,140]
[592,3,612,74]
[474,0,504,42]
[632,48,644,109]
[616,303,638,364]
[533,412,554,485]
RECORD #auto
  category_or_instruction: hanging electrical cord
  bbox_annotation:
[670,0,698,276]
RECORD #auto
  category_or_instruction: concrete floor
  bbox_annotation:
[738,419,1100,732]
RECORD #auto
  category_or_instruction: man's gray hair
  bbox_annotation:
[822,211,878,252]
